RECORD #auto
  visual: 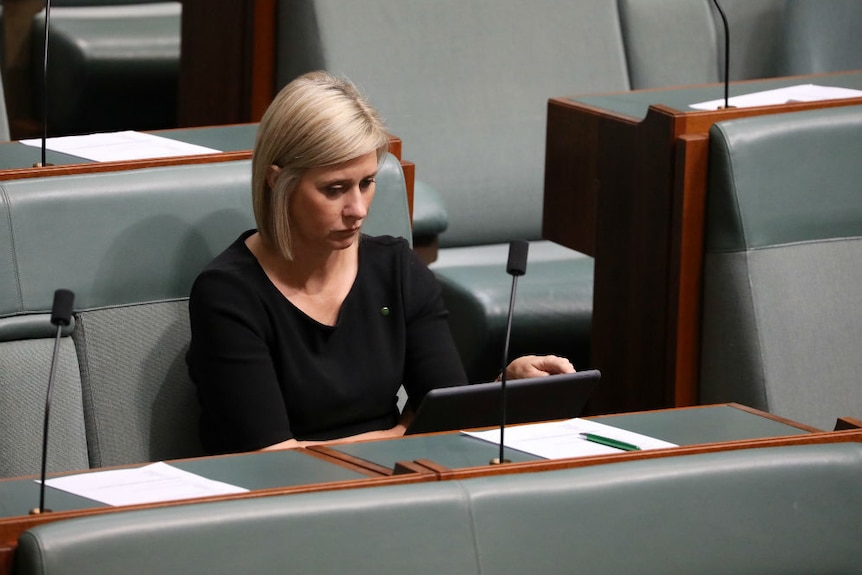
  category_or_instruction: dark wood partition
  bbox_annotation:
[178,0,277,127]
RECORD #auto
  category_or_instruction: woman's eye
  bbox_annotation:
[360,177,376,190]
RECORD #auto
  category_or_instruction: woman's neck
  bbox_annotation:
[246,232,359,325]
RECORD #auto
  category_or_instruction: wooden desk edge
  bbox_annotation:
[0,467,431,569]
[426,425,862,482]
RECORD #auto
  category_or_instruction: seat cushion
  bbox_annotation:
[432,241,593,381]
[32,3,181,134]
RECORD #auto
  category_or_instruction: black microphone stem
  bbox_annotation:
[497,274,520,465]
[40,0,52,168]
[711,0,731,109]
[36,322,63,514]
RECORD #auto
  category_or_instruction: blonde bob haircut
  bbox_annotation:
[252,70,390,260]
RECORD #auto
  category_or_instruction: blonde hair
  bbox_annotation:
[252,71,390,260]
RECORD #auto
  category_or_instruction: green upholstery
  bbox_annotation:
[15,442,862,574]
[700,106,862,430]
[278,0,631,249]
[618,0,720,90]
[709,0,787,81]
[775,0,862,76]
[434,242,593,380]
[410,180,448,240]
[31,2,181,135]
[275,0,638,380]
[0,152,409,473]
[0,332,88,478]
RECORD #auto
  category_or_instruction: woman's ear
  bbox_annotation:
[267,165,282,191]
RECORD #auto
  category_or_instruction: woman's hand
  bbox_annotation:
[499,354,575,381]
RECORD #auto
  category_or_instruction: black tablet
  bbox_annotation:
[404,369,601,435]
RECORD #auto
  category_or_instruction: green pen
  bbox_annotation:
[580,433,641,451]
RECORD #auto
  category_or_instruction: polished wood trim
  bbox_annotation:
[835,417,862,431]
[423,427,862,481]
[304,446,395,478]
[668,134,710,406]
[0,150,252,182]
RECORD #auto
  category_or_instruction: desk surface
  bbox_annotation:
[324,404,811,471]
[0,404,812,520]
[569,71,862,120]
[0,449,367,520]
[0,124,257,173]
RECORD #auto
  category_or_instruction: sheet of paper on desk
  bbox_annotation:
[690,84,862,111]
[42,461,248,507]
[19,131,221,162]
[462,418,678,459]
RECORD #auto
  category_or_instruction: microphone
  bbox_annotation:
[491,240,528,465]
[30,289,75,515]
[710,0,733,109]
[34,0,53,168]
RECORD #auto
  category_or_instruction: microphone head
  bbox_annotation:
[506,240,529,277]
[50,289,75,327]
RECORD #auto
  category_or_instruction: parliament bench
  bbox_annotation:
[13,441,862,574]
[0,152,411,478]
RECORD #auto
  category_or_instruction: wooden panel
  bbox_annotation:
[178,0,277,127]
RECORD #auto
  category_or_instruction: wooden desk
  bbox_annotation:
[0,448,431,575]
[1,403,859,575]
[317,403,862,480]
[543,71,862,415]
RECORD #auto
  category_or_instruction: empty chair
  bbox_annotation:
[700,105,862,430]
[618,0,720,90]
[775,0,862,76]
[31,1,181,135]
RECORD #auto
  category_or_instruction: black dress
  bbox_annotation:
[186,231,467,454]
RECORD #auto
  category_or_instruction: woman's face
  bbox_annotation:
[284,151,378,254]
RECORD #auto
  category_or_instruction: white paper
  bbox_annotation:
[690,84,862,111]
[19,131,221,162]
[42,462,249,506]
[463,418,677,459]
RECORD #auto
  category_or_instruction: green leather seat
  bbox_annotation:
[618,0,720,90]
[0,152,410,473]
[15,442,862,574]
[775,0,862,76]
[700,106,862,430]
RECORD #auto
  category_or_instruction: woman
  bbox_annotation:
[187,71,573,455]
